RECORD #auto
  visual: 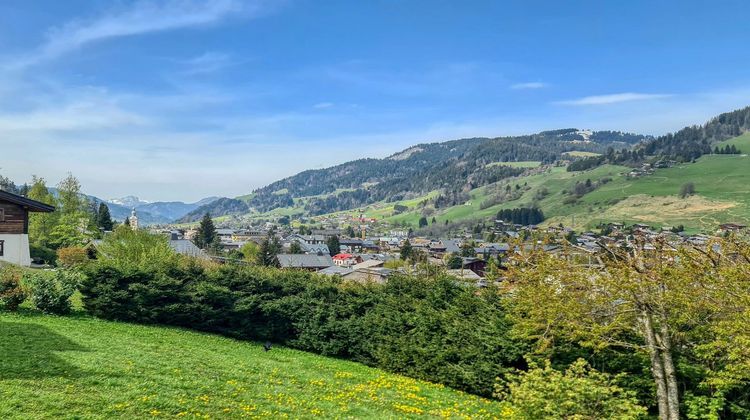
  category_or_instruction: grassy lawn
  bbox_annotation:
[0,311,502,419]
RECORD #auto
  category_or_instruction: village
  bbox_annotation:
[127,206,750,286]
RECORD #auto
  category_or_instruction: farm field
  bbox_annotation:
[0,312,502,419]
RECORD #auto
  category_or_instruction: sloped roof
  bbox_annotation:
[317,266,354,276]
[277,254,333,268]
[0,190,55,212]
[168,240,209,259]
[352,259,384,270]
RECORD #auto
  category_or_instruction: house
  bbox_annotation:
[168,237,209,260]
[277,254,333,270]
[341,267,393,284]
[351,259,385,270]
[446,268,483,281]
[0,190,55,266]
[310,229,342,238]
[474,243,510,257]
[299,242,330,255]
[317,266,354,276]
[460,257,488,277]
[332,253,363,267]
[215,229,236,241]
[719,223,747,234]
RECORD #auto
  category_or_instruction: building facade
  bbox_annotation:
[0,190,55,266]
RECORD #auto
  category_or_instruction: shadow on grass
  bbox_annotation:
[0,321,87,380]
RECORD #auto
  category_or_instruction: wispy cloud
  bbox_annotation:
[510,82,547,90]
[9,0,265,69]
[179,51,235,75]
[555,92,672,106]
[313,102,334,109]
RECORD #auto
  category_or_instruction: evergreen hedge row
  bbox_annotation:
[79,261,526,397]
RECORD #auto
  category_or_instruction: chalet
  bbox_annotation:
[474,243,510,257]
[351,259,385,270]
[460,257,488,277]
[332,253,363,267]
[0,190,55,266]
[719,223,747,234]
[299,242,330,255]
[310,229,342,239]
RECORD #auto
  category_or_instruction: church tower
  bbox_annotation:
[129,208,139,230]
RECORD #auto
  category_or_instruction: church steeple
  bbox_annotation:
[129,207,139,230]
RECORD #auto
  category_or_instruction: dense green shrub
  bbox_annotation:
[56,246,90,268]
[0,265,27,311]
[495,359,646,419]
[30,244,57,265]
[26,270,79,314]
[79,260,527,397]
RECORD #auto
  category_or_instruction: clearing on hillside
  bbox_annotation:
[0,312,502,419]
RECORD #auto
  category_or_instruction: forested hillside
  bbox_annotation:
[571,106,750,170]
[186,130,648,219]
[177,197,249,223]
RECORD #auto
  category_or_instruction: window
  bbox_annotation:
[0,240,4,256]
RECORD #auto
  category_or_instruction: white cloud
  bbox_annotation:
[179,52,234,75]
[510,82,547,90]
[313,102,334,109]
[555,92,672,106]
[8,0,264,68]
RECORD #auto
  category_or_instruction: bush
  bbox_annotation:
[79,260,527,397]
[95,225,179,270]
[30,244,57,265]
[26,270,79,315]
[495,359,646,419]
[0,265,27,311]
[57,246,89,268]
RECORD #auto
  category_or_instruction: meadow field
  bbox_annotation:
[0,312,503,419]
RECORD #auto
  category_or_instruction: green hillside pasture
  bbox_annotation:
[579,154,750,230]
[486,161,541,168]
[314,190,442,226]
[0,312,503,419]
[717,132,750,150]
[563,151,601,157]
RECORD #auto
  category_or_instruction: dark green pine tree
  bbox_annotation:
[345,225,356,238]
[418,216,428,228]
[195,213,217,250]
[257,237,281,267]
[327,235,341,256]
[400,239,413,260]
[97,202,114,231]
[289,240,303,254]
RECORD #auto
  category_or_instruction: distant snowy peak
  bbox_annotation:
[108,196,149,208]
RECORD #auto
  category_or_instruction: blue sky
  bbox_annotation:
[1,0,749,201]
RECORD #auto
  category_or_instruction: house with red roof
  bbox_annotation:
[332,253,363,267]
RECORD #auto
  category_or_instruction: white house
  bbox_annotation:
[0,190,55,266]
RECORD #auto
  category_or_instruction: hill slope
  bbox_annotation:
[0,312,500,418]
[187,130,648,221]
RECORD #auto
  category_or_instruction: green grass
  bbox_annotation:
[563,151,601,157]
[0,311,502,419]
[717,132,750,150]
[486,161,541,168]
